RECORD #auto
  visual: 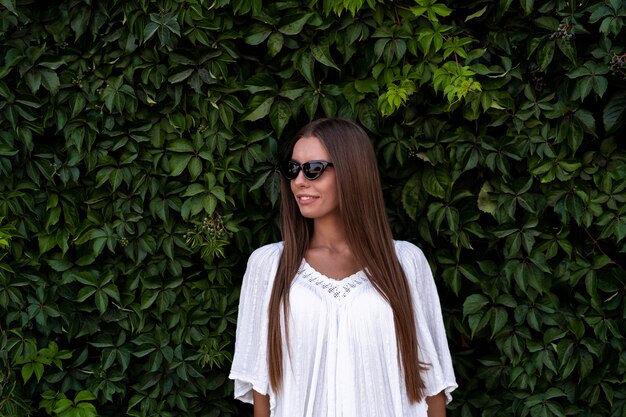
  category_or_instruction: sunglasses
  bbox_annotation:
[279,160,334,181]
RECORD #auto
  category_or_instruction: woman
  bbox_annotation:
[229,118,457,417]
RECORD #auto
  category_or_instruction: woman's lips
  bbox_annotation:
[296,194,318,204]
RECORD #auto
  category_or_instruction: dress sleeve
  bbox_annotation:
[396,241,458,404]
[229,243,283,404]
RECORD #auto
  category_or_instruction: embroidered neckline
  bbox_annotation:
[297,260,367,299]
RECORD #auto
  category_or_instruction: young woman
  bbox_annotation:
[229,118,457,417]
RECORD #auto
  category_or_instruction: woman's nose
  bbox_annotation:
[292,169,308,186]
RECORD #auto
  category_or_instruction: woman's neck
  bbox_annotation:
[309,216,348,252]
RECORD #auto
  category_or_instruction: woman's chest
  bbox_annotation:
[287,274,395,338]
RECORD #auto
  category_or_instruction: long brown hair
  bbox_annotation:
[267,118,428,403]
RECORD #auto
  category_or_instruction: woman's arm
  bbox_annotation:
[426,391,447,417]
[253,390,270,417]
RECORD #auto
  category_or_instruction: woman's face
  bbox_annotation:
[289,135,339,222]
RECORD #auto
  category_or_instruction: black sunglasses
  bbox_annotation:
[279,160,334,181]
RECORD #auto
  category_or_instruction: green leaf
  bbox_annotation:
[245,25,272,45]
[295,50,315,86]
[269,101,291,138]
[202,194,218,215]
[575,109,596,134]
[140,291,159,310]
[593,76,608,98]
[40,69,60,95]
[267,32,284,57]
[53,398,74,414]
[278,13,313,35]
[538,40,555,71]
[311,40,340,70]
[38,234,57,254]
[402,172,426,221]
[520,0,534,15]
[167,139,194,153]
[75,390,97,402]
[46,259,73,272]
[70,94,87,118]
[250,170,272,192]
[589,5,612,24]
[354,78,378,94]
[182,183,206,197]
[422,165,450,198]
[280,86,307,100]
[264,171,280,206]
[465,6,488,22]
[534,16,559,30]
[243,96,275,122]
[95,291,108,315]
[168,154,192,176]
[491,307,508,337]
[477,181,496,215]
[21,363,34,383]
[71,7,91,40]
[464,293,490,316]
[25,71,42,94]
[556,38,576,64]
[188,156,202,179]
[210,186,226,202]
[431,3,452,17]
[76,287,96,302]
[168,68,194,83]
[468,310,491,337]
[0,0,17,14]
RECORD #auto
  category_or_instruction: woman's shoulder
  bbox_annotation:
[393,240,437,291]
[241,242,284,288]
[247,241,284,265]
[393,239,426,262]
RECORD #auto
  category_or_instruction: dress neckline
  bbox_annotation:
[300,259,365,282]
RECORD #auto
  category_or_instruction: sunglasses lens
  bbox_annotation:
[282,161,300,180]
[303,162,324,180]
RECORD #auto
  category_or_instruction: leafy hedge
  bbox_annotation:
[1,0,625,416]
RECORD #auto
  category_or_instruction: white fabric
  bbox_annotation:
[229,240,457,417]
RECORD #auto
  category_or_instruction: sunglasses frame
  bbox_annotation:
[279,160,334,181]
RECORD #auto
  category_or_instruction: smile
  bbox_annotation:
[296,195,319,203]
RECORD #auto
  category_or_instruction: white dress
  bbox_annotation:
[229,240,457,417]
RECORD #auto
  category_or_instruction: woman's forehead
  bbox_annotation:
[291,136,330,160]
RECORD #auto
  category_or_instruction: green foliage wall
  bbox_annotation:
[1,0,625,416]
